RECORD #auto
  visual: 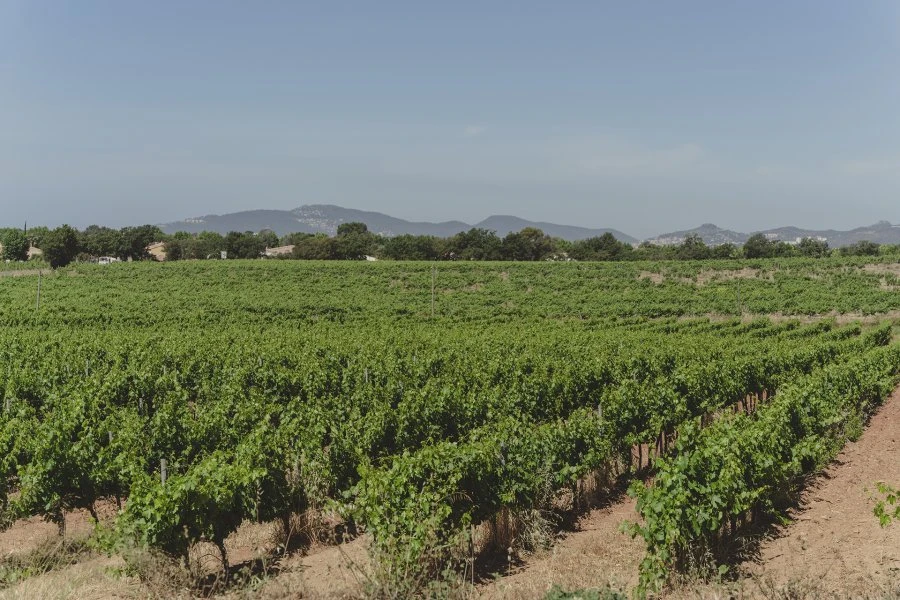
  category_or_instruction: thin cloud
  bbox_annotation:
[577,142,703,173]
[541,137,710,179]
[839,156,900,176]
[463,125,486,138]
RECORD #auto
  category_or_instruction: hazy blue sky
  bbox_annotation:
[2,1,900,238]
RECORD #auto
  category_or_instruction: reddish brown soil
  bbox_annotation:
[737,385,900,595]
[477,498,642,599]
[0,505,107,559]
[480,386,900,598]
[249,536,369,599]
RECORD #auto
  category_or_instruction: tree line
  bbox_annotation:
[0,224,164,268]
[162,224,894,261]
[0,222,892,268]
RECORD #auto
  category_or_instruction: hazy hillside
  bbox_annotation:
[160,205,900,247]
[162,204,636,242]
[645,223,748,246]
[759,221,900,247]
[473,215,637,244]
[649,220,900,247]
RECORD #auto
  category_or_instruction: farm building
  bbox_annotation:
[264,245,295,257]
[146,242,167,261]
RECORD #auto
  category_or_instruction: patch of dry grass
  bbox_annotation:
[0,554,141,600]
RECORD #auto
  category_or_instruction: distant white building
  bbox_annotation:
[787,236,827,245]
[644,236,685,246]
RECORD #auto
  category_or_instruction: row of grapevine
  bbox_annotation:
[345,325,894,584]
[630,342,900,596]
[1,257,897,595]
[0,320,882,570]
[1,258,899,327]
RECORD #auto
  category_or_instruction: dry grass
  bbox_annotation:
[694,268,770,286]
[250,536,369,599]
[0,270,43,278]
[675,311,900,325]
[862,263,900,277]
[638,271,665,284]
[0,556,142,600]
[0,536,143,600]
[638,268,773,286]
[472,508,558,563]
[663,574,900,600]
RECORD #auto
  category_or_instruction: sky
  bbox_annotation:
[2,1,900,239]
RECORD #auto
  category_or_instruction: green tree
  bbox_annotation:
[292,234,337,259]
[772,241,796,258]
[42,225,80,268]
[675,234,711,260]
[79,225,122,258]
[382,235,440,260]
[281,232,314,246]
[633,242,676,261]
[163,238,185,261]
[224,231,265,259]
[501,227,555,261]
[333,230,376,260]
[337,222,369,237]
[446,228,502,260]
[0,229,29,261]
[118,225,164,261]
[711,243,739,259]
[839,240,880,257]
[25,226,50,249]
[743,233,774,259]
[164,232,223,261]
[571,232,633,261]
[196,232,226,258]
[258,230,280,248]
[797,237,830,258]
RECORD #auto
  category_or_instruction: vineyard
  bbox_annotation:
[1,258,899,598]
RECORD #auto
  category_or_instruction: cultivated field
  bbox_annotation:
[1,258,899,599]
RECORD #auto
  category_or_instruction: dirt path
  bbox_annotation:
[480,387,900,599]
[477,497,642,599]
[248,536,369,599]
[735,385,900,596]
[0,508,100,559]
[0,270,42,278]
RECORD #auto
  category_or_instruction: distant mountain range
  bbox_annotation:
[161,204,638,243]
[160,205,900,247]
[645,221,900,248]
